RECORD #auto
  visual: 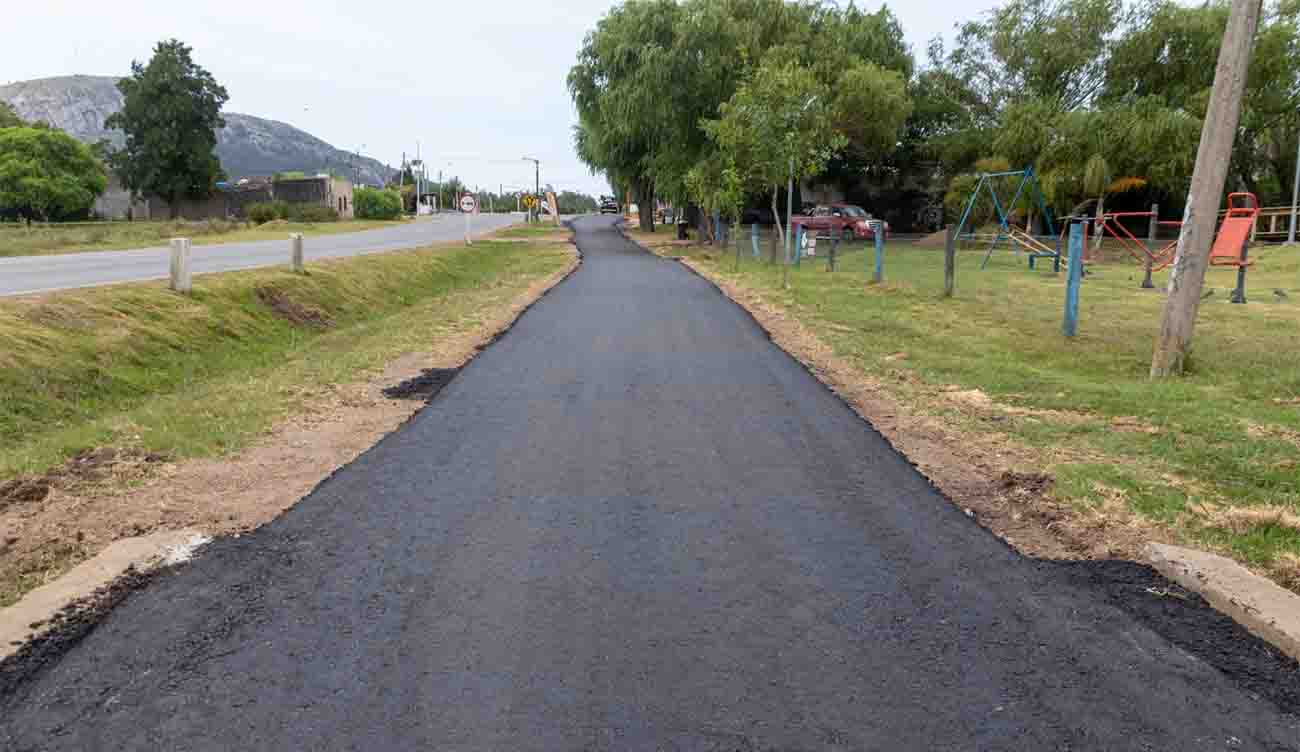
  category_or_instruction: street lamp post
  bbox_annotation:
[522,157,540,222]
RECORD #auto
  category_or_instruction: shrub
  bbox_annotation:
[287,204,339,223]
[354,187,403,220]
[247,201,288,224]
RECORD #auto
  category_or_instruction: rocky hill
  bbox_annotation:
[0,75,394,186]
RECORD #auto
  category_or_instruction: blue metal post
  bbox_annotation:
[795,225,805,265]
[872,223,884,283]
[751,223,759,257]
[1063,221,1084,337]
[712,209,722,245]
[954,175,985,241]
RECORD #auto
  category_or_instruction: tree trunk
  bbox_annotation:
[636,178,655,233]
[771,186,785,247]
[170,191,181,221]
[1151,0,1261,378]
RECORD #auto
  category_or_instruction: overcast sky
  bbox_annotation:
[3,0,997,197]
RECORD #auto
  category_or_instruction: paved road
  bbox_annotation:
[2,216,1296,749]
[0,213,520,296]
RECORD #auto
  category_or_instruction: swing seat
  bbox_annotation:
[1209,193,1258,268]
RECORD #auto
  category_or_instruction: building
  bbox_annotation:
[92,174,354,221]
[271,175,354,220]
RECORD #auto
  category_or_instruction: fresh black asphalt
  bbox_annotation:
[1,216,1297,749]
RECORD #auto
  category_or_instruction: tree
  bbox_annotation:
[354,187,403,220]
[1151,0,1263,378]
[0,127,107,221]
[570,1,915,231]
[707,58,847,257]
[105,39,229,219]
[569,0,683,231]
[1103,0,1300,201]
[0,102,25,129]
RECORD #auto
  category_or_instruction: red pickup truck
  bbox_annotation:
[791,204,889,241]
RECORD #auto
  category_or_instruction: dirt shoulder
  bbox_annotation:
[0,245,579,617]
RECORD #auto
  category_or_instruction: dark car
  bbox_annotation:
[599,197,620,215]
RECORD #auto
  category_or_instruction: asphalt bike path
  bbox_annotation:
[0,213,519,296]
[0,216,1296,749]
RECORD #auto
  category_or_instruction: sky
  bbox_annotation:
[2,0,998,198]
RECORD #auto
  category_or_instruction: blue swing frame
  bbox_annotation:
[953,167,1060,271]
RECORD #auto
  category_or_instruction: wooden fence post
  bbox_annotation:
[943,224,957,298]
[290,233,305,274]
[169,238,192,294]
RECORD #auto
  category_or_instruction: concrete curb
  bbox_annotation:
[1147,542,1300,663]
[0,529,208,661]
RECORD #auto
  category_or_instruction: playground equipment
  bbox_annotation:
[1088,193,1256,301]
[953,167,1060,271]
[1095,211,1180,271]
[1211,192,1258,303]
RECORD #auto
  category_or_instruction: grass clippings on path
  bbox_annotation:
[0,235,577,606]
[631,226,1300,593]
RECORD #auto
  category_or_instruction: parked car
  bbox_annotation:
[791,204,889,241]
[599,197,620,215]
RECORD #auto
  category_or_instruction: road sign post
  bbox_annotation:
[460,193,478,245]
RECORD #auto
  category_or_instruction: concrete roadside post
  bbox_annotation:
[169,238,192,294]
[290,233,305,274]
[943,224,957,298]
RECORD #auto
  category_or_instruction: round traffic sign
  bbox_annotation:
[459,194,478,213]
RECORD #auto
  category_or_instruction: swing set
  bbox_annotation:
[953,167,1061,271]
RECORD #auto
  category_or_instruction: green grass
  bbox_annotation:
[676,231,1300,584]
[495,223,569,239]
[0,218,406,257]
[0,238,572,479]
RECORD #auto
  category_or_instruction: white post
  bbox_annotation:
[465,206,472,246]
[169,238,192,293]
[290,233,304,273]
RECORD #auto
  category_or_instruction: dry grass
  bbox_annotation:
[1190,503,1300,535]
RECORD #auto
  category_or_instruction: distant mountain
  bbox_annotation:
[0,75,394,186]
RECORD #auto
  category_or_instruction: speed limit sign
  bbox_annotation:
[459,194,478,213]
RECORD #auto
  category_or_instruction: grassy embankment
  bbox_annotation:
[633,227,1300,589]
[0,218,405,258]
[0,235,571,480]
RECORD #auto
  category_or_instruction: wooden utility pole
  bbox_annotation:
[1151,0,1261,378]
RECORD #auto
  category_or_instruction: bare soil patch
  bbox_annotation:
[255,286,335,329]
